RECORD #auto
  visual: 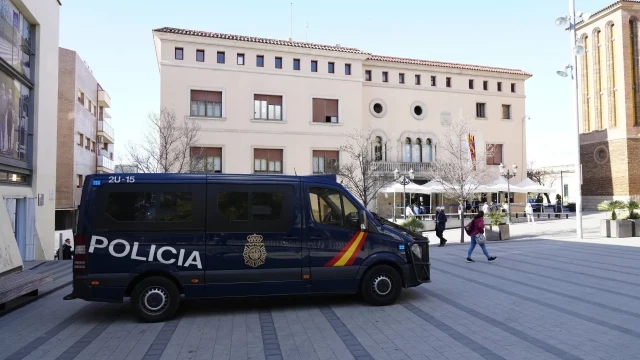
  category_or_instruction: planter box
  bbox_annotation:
[600,219,633,238]
[485,224,510,241]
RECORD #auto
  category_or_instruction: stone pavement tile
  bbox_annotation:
[72,314,141,360]
[330,305,397,359]
[175,316,208,360]
[271,308,304,360]
[282,307,319,360]
[124,322,165,360]
[293,307,341,360]
[425,268,640,359]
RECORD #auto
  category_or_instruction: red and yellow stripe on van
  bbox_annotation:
[324,231,368,267]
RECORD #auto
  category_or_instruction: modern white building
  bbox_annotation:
[0,0,60,273]
[152,27,532,215]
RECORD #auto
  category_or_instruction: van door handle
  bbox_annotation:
[310,236,325,240]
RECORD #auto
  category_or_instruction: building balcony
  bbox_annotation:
[98,89,111,108]
[97,155,114,173]
[98,120,114,144]
[374,161,432,175]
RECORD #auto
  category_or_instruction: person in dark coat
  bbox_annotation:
[62,238,73,260]
[436,207,448,247]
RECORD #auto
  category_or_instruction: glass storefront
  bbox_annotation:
[0,0,34,177]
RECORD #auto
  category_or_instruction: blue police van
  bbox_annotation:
[64,173,430,322]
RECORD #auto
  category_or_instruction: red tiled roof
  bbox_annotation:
[576,0,640,26]
[153,27,369,55]
[155,27,531,77]
[366,55,532,76]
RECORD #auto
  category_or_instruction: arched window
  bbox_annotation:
[581,34,591,132]
[403,138,412,162]
[606,22,617,127]
[413,138,422,162]
[374,136,383,161]
[631,18,640,126]
[593,29,603,130]
[423,139,433,162]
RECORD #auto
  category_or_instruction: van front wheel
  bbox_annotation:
[360,265,402,306]
[131,276,180,322]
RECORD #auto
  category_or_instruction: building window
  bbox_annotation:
[483,80,488,90]
[254,94,283,120]
[413,139,422,162]
[382,71,388,82]
[191,147,222,173]
[254,149,283,174]
[91,141,96,152]
[196,49,205,62]
[77,132,83,146]
[511,83,516,93]
[476,103,486,118]
[293,58,300,70]
[85,136,91,150]
[312,98,339,123]
[446,77,451,88]
[399,73,405,84]
[365,70,371,81]
[486,144,503,165]
[311,60,318,72]
[275,57,282,69]
[497,82,502,92]
[415,74,421,85]
[502,105,511,119]
[217,51,225,64]
[77,174,83,188]
[237,53,245,65]
[431,76,436,86]
[469,79,474,89]
[328,62,335,73]
[257,55,264,67]
[313,150,339,174]
[403,138,412,162]
[345,63,351,75]
[374,136,384,161]
[175,47,183,60]
[190,90,223,118]
[77,89,84,105]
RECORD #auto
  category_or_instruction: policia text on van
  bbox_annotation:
[64,173,430,322]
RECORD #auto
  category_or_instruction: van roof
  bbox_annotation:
[87,173,339,184]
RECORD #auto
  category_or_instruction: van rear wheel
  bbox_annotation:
[131,276,180,322]
[360,265,402,306]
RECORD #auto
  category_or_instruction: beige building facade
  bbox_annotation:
[153,27,531,215]
[576,0,640,209]
[55,47,114,231]
[0,0,60,272]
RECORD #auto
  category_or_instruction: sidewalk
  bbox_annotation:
[0,260,72,316]
[426,211,640,247]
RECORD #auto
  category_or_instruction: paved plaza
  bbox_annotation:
[1,214,640,360]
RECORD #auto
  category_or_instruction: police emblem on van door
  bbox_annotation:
[243,234,267,267]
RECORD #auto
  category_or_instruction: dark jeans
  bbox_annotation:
[436,223,447,244]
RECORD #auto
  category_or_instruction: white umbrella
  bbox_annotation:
[380,181,431,194]
[485,177,524,193]
[514,178,554,193]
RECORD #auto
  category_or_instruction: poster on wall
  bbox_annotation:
[0,70,28,162]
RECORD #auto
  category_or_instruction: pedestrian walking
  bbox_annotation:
[482,202,489,214]
[436,207,448,247]
[62,238,73,260]
[464,211,497,263]
[525,202,535,224]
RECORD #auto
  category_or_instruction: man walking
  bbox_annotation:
[436,207,448,247]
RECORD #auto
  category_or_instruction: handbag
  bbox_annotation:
[475,233,486,245]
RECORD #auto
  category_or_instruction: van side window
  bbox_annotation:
[105,192,155,222]
[252,192,284,221]
[157,192,193,221]
[218,192,249,221]
[309,187,359,229]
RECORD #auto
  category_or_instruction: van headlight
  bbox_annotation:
[411,243,422,259]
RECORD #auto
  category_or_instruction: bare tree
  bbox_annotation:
[125,108,202,173]
[426,117,496,243]
[335,129,394,207]
[527,162,555,203]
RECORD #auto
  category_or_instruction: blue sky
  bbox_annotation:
[59,0,610,167]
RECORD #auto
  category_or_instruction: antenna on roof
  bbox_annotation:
[290,3,293,41]
[294,167,298,176]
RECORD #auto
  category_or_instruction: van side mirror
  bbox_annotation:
[359,210,368,231]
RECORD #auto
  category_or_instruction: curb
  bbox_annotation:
[0,280,72,318]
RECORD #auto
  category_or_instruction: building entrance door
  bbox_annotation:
[4,197,35,261]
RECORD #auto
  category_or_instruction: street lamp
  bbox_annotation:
[499,163,517,224]
[555,0,586,239]
[394,168,415,219]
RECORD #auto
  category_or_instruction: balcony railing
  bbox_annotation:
[98,120,114,143]
[374,162,432,173]
[98,155,114,171]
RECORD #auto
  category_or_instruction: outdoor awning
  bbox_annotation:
[514,178,554,193]
[380,181,431,194]
[420,180,494,194]
[484,177,524,192]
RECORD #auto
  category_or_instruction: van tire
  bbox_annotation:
[131,276,180,322]
[360,265,402,306]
